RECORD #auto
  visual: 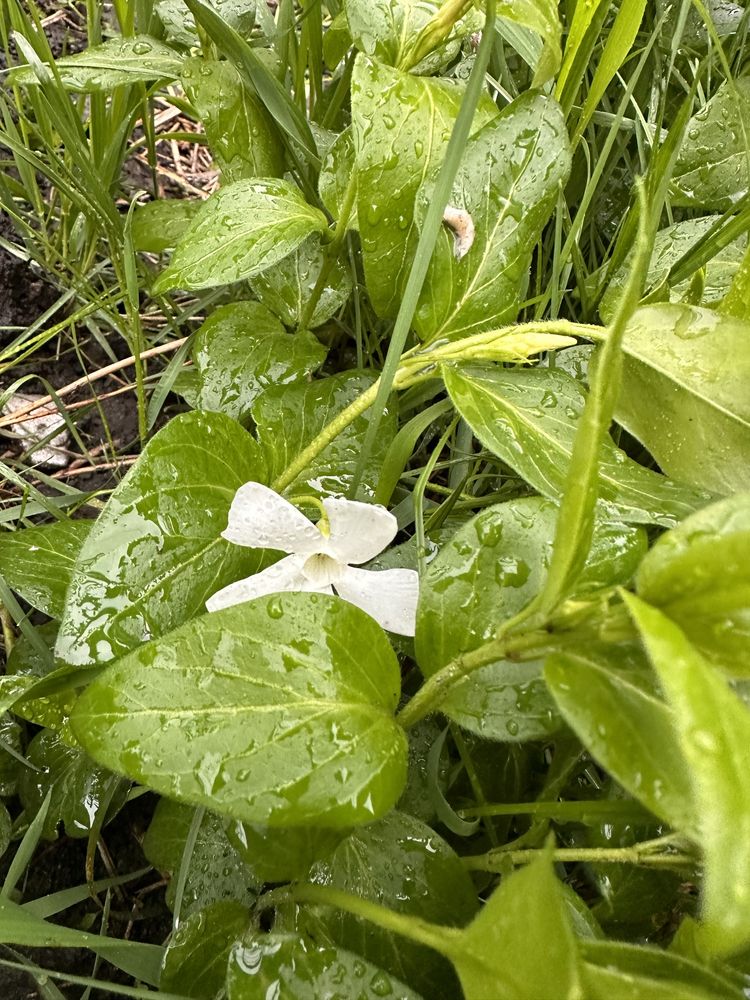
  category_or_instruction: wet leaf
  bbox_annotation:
[175,301,326,420]
[226,821,346,883]
[6,622,75,738]
[0,714,23,798]
[614,304,750,495]
[156,0,257,45]
[351,54,496,318]
[671,78,750,210]
[345,0,469,73]
[249,235,353,329]
[496,0,562,85]
[160,901,249,999]
[0,802,11,861]
[72,593,408,828]
[253,372,397,499]
[319,128,358,228]
[625,595,750,957]
[545,647,696,834]
[0,519,91,618]
[444,852,583,999]
[599,218,746,323]
[417,497,645,741]
[10,35,184,91]
[414,92,571,342]
[55,411,267,668]
[444,364,707,526]
[131,199,202,253]
[18,729,129,840]
[182,58,284,181]
[143,800,258,916]
[153,179,328,293]
[226,933,424,999]
[637,493,750,676]
[308,810,476,1000]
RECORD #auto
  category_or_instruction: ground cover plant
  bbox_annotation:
[0,0,748,995]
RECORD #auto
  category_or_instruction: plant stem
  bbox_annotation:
[464,839,696,872]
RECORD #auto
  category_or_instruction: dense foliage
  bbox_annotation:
[0,0,749,996]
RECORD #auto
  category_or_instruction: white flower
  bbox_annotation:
[206,482,420,636]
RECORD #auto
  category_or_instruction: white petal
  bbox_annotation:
[323,498,398,565]
[335,566,419,636]
[206,555,331,612]
[223,482,322,555]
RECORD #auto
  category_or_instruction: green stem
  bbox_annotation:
[464,840,695,872]
[287,883,457,957]
[297,171,358,332]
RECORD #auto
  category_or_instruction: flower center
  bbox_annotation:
[301,552,343,586]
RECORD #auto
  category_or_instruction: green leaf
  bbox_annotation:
[613,304,750,495]
[18,730,129,840]
[6,623,76,738]
[249,235,353,329]
[0,520,91,618]
[10,35,183,91]
[182,58,284,181]
[253,372,397,499]
[226,821,346,883]
[416,497,645,740]
[175,302,326,420]
[582,939,745,1000]
[153,179,328,293]
[444,364,707,527]
[72,593,408,828]
[307,810,476,1000]
[497,0,562,86]
[0,802,11,862]
[0,714,23,798]
[55,411,266,668]
[637,493,750,677]
[351,54,496,319]
[600,218,747,323]
[131,199,202,253]
[345,0,469,73]
[226,933,424,999]
[160,901,249,999]
[444,852,583,999]
[414,92,571,342]
[544,647,696,833]
[143,800,258,916]
[671,79,750,211]
[157,0,257,44]
[319,128,359,230]
[624,594,750,957]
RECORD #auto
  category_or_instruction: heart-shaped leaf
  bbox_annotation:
[72,593,408,828]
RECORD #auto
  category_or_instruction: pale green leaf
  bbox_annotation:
[154,179,328,292]
[131,199,202,253]
[497,0,561,86]
[72,593,408,828]
[161,901,249,998]
[0,520,91,618]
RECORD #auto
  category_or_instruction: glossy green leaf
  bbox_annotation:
[0,714,23,798]
[160,900,249,999]
[444,364,707,527]
[18,730,129,840]
[227,821,346,883]
[351,54,496,319]
[414,92,571,342]
[445,852,583,999]
[544,647,695,833]
[319,128,358,228]
[249,235,353,329]
[671,79,750,210]
[10,35,183,91]
[72,593,407,828]
[153,179,328,293]
[582,939,744,1000]
[226,933,423,999]
[175,302,326,420]
[637,494,750,676]
[0,802,11,862]
[156,0,257,45]
[345,0,468,73]
[308,810,475,999]
[497,0,561,85]
[55,411,267,668]
[6,622,75,738]
[131,199,202,253]
[625,595,750,957]
[613,304,750,495]
[0,519,91,618]
[416,497,645,741]
[253,372,397,499]
[143,800,258,916]
[182,58,284,181]
[600,218,746,323]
